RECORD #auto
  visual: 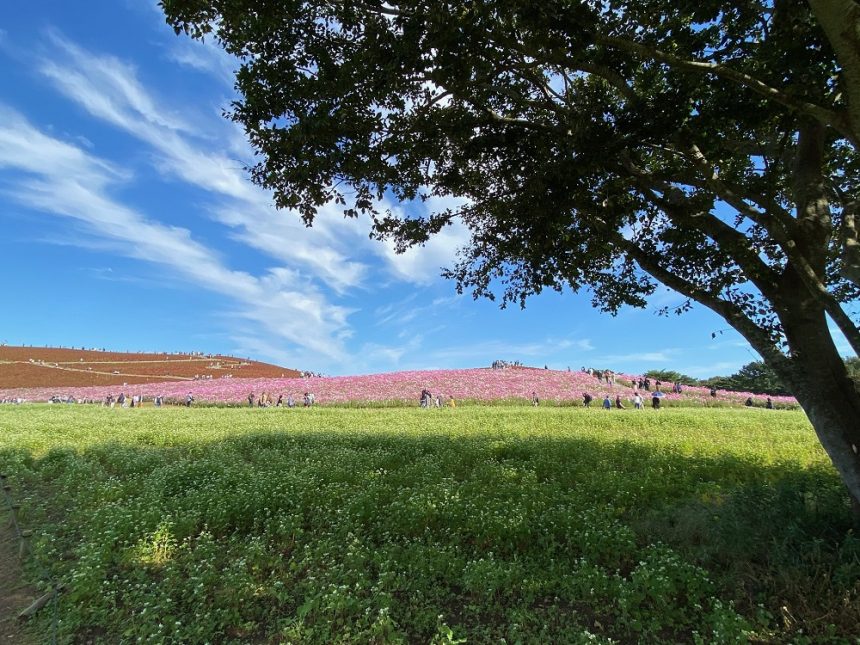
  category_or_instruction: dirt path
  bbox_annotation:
[0,516,37,644]
[19,361,196,381]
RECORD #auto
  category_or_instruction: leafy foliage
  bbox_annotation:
[704,361,790,397]
[159,0,859,333]
[643,369,697,385]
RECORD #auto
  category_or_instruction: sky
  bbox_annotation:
[0,1,842,378]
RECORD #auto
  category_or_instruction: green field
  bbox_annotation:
[1,406,858,643]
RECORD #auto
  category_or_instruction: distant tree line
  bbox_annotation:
[646,358,860,397]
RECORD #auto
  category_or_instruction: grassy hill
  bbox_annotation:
[0,345,299,388]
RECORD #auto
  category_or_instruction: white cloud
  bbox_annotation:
[379,205,471,285]
[0,106,351,360]
[43,30,193,135]
[166,36,238,87]
[38,32,373,292]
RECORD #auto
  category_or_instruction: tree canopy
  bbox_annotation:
[160,0,860,508]
[704,361,791,396]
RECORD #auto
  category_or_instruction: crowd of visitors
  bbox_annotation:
[491,360,522,370]
[420,389,455,408]
[246,391,315,407]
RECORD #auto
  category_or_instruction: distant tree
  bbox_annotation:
[643,369,696,385]
[846,357,860,382]
[161,1,860,509]
[704,361,790,396]
[731,361,790,395]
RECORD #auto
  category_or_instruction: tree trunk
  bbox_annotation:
[777,302,860,518]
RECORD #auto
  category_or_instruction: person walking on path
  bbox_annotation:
[602,396,611,410]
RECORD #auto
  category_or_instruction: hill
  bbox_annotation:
[0,365,798,408]
[0,345,300,388]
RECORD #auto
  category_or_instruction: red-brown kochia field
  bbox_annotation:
[0,345,299,388]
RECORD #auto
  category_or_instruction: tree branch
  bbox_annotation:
[627,149,860,356]
[597,34,858,146]
[623,240,792,370]
[620,155,781,294]
[808,0,860,145]
[571,62,639,102]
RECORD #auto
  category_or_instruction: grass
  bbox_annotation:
[1,405,858,643]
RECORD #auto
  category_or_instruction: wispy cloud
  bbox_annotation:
[166,36,238,87]
[603,351,676,363]
[0,106,351,360]
[38,31,371,293]
[378,199,471,285]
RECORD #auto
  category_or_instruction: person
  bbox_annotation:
[633,393,642,410]
[304,392,311,407]
[651,393,661,409]
[615,395,625,409]
[745,397,754,407]
[185,392,194,407]
[602,395,611,410]
[118,392,127,408]
[308,392,315,407]
[287,395,295,408]
[276,394,283,407]
[710,387,717,397]
[766,397,774,409]
[582,392,593,408]
[248,392,255,407]
[435,394,442,408]
[448,395,456,408]
[532,391,540,407]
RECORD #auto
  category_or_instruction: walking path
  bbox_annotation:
[0,515,36,644]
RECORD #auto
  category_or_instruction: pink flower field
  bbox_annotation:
[0,367,798,407]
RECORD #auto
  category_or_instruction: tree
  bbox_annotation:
[643,369,696,385]
[704,361,790,396]
[161,0,860,509]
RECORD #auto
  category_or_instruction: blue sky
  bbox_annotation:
[0,1,825,377]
